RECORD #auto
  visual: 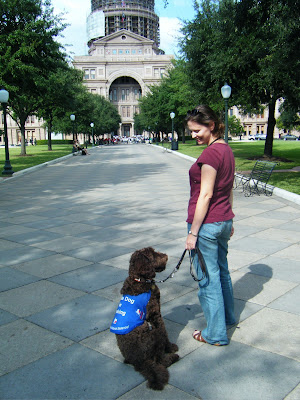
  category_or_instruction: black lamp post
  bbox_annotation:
[0,88,14,176]
[221,83,232,143]
[70,114,75,142]
[170,112,178,150]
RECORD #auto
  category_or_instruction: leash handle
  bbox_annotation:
[188,248,209,285]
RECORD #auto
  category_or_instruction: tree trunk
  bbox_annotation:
[47,117,53,151]
[264,99,276,157]
[20,120,26,156]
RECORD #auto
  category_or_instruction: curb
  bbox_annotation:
[149,144,300,205]
[272,187,300,205]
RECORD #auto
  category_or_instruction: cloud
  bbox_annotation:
[52,1,186,56]
[52,0,90,27]
[159,17,184,55]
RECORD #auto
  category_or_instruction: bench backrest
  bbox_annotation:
[250,160,277,183]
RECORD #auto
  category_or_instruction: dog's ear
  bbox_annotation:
[129,247,156,280]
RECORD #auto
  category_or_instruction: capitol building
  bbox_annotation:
[73,0,173,137]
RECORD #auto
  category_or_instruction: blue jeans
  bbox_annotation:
[188,220,236,345]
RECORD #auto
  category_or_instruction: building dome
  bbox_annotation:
[87,0,160,48]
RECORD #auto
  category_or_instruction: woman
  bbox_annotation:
[185,105,236,346]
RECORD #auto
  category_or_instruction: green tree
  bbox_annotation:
[276,101,300,134]
[180,0,300,156]
[53,90,121,141]
[0,0,67,155]
[38,65,84,150]
[228,116,244,137]
[137,59,197,139]
[90,94,121,138]
[133,113,144,135]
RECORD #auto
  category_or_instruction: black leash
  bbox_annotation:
[155,248,208,284]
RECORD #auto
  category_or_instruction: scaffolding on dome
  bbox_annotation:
[88,0,160,48]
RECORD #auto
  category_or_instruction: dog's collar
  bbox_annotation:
[134,278,154,284]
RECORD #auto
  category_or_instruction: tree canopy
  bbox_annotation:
[179,0,300,156]
[276,101,300,134]
[53,90,121,140]
[0,0,122,153]
[0,0,67,154]
[136,59,197,137]
[37,65,84,150]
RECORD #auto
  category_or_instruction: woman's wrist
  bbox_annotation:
[188,230,198,238]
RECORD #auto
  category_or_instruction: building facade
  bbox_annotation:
[0,113,47,146]
[72,0,173,137]
[73,29,173,136]
[230,105,281,138]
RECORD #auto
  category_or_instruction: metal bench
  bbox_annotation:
[235,160,277,197]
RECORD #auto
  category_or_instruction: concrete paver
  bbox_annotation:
[169,341,300,400]
[0,144,299,399]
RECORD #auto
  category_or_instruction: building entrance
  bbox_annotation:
[109,76,141,137]
[122,124,131,137]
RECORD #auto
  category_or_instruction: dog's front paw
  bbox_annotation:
[166,342,179,353]
[161,353,179,367]
[170,353,180,365]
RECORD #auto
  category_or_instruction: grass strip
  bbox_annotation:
[176,140,300,195]
[0,145,74,173]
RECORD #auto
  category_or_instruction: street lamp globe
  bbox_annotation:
[221,83,232,99]
[70,114,75,122]
[0,89,9,103]
[170,112,175,120]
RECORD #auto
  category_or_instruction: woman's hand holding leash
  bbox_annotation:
[186,233,197,250]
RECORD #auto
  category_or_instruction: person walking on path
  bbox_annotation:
[185,105,236,346]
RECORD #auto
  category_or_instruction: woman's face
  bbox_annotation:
[187,120,214,146]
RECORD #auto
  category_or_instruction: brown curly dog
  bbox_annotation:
[110,247,179,390]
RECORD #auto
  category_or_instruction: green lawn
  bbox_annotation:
[0,145,74,173]
[177,140,300,195]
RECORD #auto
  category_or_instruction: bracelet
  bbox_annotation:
[188,230,198,238]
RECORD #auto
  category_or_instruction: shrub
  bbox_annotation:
[36,139,73,145]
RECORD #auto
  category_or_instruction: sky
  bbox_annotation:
[51,0,197,58]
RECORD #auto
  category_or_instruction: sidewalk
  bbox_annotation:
[0,144,299,399]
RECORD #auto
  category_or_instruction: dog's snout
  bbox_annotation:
[155,252,168,272]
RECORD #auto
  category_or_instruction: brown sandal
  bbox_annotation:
[192,330,221,346]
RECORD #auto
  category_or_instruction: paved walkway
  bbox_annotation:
[0,144,299,400]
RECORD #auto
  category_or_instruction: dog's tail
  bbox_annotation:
[135,360,169,391]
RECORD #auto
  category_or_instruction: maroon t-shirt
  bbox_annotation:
[187,143,235,224]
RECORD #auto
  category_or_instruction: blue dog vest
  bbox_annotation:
[110,291,151,335]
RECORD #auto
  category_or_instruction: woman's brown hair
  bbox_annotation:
[186,105,225,138]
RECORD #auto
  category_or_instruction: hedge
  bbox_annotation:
[36,139,73,145]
